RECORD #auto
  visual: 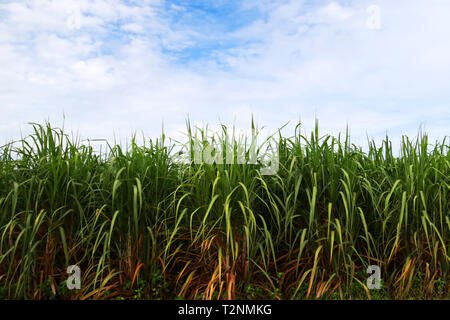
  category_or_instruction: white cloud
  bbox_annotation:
[321,2,354,21]
[0,0,449,152]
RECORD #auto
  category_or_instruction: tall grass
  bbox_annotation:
[0,121,448,299]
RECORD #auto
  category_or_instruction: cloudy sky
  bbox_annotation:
[0,0,449,148]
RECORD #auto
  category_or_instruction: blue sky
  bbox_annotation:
[0,0,449,149]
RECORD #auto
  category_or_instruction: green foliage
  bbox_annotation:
[0,120,448,300]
